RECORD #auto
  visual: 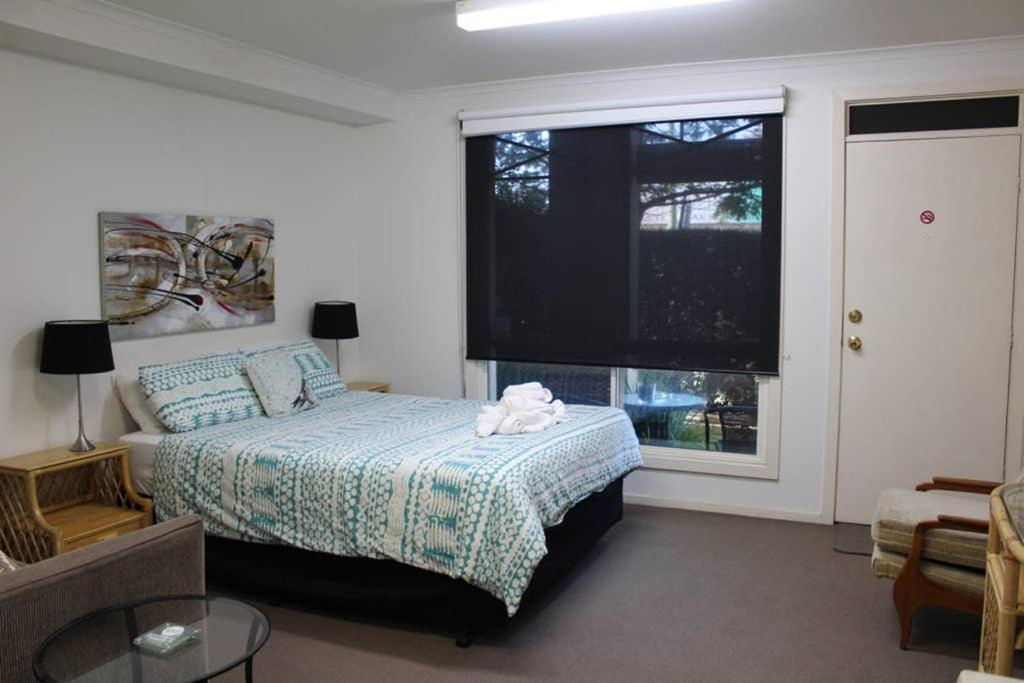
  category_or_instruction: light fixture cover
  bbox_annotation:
[455,0,728,32]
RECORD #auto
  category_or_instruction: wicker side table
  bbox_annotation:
[0,442,152,564]
[980,483,1024,674]
[347,381,390,393]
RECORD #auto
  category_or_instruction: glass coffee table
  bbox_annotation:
[33,596,269,683]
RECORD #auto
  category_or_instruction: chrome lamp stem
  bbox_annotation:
[69,373,95,452]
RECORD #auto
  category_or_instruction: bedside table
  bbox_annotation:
[347,381,390,393]
[0,442,152,564]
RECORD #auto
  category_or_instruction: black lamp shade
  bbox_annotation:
[40,321,115,375]
[311,301,359,340]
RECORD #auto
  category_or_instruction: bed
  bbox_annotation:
[123,390,642,642]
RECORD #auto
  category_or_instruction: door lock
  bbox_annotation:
[848,336,863,351]
[848,309,862,323]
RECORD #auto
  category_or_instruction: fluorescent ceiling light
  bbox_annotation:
[456,0,730,32]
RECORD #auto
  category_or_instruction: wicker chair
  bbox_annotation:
[871,476,998,649]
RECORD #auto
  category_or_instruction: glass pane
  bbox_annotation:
[619,369,759,454]
[493,130,550,211]
[492,361,610,406]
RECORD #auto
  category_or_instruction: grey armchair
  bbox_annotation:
[0,516,205,682]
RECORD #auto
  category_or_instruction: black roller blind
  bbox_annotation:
[465,114,783,375]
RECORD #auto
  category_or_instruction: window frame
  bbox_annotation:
[464,360,781,480]
[457,111,786,482]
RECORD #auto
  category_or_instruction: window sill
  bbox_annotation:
[640,444,779,480]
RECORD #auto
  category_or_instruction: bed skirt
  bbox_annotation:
[204,476,625,644]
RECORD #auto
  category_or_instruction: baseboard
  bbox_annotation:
[623,493,827,525]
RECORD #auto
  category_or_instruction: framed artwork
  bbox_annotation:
[100,212,275,341]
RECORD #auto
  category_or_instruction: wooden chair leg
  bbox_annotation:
[893,571,921,649]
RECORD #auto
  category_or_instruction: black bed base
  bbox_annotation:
[204,476,624,645]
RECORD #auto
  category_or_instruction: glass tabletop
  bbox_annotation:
[622,391,706,410]
[33,596,269,683]
[1001,482,1024,541]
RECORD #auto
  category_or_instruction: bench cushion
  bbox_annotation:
[872,488,988,570]
[872,545,985,596]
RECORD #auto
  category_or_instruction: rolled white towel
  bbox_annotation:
[502,383,553,403]
[475,411,504,438]
[501,395,569,421]
[481,404,509,417]
[476,386,566,437]
[505,381,543,392]
[500,395,552,414]
[517,410,550,426]
[518,411,555,433]
[496,415,524,435]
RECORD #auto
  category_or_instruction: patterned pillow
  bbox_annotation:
[244,351,318,417]
[245,340,346,399]
[139,351,264,433]
[0,549,17,575]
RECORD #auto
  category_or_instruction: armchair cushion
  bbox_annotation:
[872,545,985,596]
[872,488,988,570]
[957,671,1024,682]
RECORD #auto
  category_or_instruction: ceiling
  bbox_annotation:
[104,0,1024,91]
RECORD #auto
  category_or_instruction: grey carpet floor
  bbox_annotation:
[833,522,875,556]
[212,505,1007,682]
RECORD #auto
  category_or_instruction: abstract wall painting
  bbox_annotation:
[100,212,275,341]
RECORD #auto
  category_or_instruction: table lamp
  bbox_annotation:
[40,320,115,452]
[311,301,359,370]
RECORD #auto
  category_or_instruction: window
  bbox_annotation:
[619,368,758,454]
[466,109,783,478]
[490,362,761,457]
[494,361,609,406]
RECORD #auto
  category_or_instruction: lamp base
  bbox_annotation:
[69,432,95,452]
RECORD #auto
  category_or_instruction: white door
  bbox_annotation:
[835,133,1021,524]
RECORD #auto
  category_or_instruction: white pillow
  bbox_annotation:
[112,373,168,435]
[244,351,319,418]
[243,340,347,399]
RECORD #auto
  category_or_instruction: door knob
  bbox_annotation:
[848,309,862,323]
[848,336,863,351]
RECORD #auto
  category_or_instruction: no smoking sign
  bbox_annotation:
[920,210,935,224]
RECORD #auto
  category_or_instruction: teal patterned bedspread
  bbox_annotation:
[153,391,642,614]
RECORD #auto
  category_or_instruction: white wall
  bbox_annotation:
[6,36,1024,522]
[353,38,1024,522]
[0,49,362,455]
